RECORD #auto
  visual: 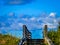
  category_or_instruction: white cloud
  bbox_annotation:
[49,12,56,17]
[42,23,57,29]
[0,12,59,31]
[10,23,21,30]
[18,23,23,27]
[9,12,14,16]
[30,17,36,21]
[22,18,28,21]
[54,19,57,23]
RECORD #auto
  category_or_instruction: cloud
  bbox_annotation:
[18,23,23,27]
[0,12,59,31]
[3,0,34,5]
[30,17,36,21]
[49,12,56,17]
[57,17,60,22]
[8,0,23,5]
[43,23,57,29]
[22,18,28,21]
[0,12,59,39]
[9,12,14,16]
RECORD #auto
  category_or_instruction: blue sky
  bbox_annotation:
[0,0,60,39]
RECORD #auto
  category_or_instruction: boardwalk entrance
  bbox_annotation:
[19,25,53,45]
[22,25,44,45]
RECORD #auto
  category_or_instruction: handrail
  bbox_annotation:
[45,37,54,45]
[18,38,27,45]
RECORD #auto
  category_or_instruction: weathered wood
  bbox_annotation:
[23,25,31,39]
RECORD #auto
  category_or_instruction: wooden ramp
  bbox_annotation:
[24,39,45,45]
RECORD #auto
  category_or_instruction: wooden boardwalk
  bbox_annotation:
[18,25,54,45]
[24,39,44,45]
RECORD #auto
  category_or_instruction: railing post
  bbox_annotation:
[23,25,31,39]
[43,25,48,38]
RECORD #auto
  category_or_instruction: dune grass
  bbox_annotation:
[0,34,20,45]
